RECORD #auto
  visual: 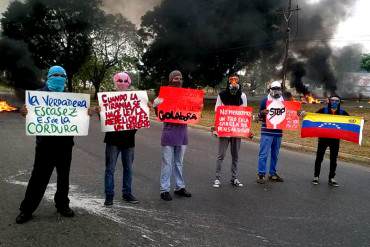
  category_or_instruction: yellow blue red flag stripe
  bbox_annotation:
[301,113,364,145]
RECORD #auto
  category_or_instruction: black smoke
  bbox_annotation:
[140,0,287,87]
[287,0,358,95]
[0,37,42,89]
[287,58,308,95]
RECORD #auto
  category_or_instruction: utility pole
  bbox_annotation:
[280,0,300,90]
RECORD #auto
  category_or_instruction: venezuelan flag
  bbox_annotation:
[301,113,365,145]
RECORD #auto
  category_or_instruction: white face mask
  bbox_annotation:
[229,84,240,95]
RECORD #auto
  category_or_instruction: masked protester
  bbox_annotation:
[101,72,139,206]
[16,66,76,224]
[312,95,349,187]
[213,74,248,188]
[153,70,192,201]
[256,80,285,184]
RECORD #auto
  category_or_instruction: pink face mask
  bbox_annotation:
[113,72,131,91]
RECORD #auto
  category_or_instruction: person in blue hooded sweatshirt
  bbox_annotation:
[16,66,83,224]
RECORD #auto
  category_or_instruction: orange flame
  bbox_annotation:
[0,100,17,112]
[305,94,320,104]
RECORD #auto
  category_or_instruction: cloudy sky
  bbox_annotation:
[330,0,370,52]
[0,0,369,52]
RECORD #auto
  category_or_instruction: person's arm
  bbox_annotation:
[241,93,248,106]
[258,98,268,120]
[215,95,222,111]
[87,107,96,116]
[152,97,164,117]
[342,110,349,116]
[316,107,325,114]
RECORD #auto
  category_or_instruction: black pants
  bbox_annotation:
[20,144,73,214]
[314,138,340,179]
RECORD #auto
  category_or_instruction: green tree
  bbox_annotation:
[1,0,104,91]
[361,54,370,72]
[82,14,141,98]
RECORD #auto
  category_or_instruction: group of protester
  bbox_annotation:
[15,66,348,224]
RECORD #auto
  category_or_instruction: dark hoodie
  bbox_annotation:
[219,82,243,106]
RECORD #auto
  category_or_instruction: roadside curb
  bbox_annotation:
[151,118,370,166]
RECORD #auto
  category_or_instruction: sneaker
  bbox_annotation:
[104,198,113,206]
[57,207,75,217]
[312,177,320,185]
[15,212,33,224]
[213,179,221,188]
[328,178,339,187]
[231,178,243,187]
[174,188,192,197]
[269,174,284,182]
[122,194,139,204]
[256,174,266,184]
[160,192,172,201]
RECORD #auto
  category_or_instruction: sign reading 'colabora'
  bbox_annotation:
[25,91,90,136]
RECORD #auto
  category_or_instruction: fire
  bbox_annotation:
[305,94,321,104]
[0,100,17,112]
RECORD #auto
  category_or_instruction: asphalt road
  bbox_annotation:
[0,112,369,247]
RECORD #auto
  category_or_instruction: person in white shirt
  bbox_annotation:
[213,74,248,188]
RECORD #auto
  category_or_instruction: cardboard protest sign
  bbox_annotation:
[157,86,204,124]
[97,91,150,132]
[25,91,90,136]
[282,101,301,130]
[215,106,253,138]
[266,100,301,130]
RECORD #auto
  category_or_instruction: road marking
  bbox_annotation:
[4,170,275,246]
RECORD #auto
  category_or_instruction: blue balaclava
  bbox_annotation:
[329,95,341,111]
[46,66,67,92]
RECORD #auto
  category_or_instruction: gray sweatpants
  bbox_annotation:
[215,137,241,180]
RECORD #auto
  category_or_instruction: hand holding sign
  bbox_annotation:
[25,91,90,136]
[215,106,253,138]
[266,100,301,130]
[97,91,150,132]
[267,100,286,129]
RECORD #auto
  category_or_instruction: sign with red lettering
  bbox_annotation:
[157,86,204,124]
[283,101,301,130]
[97,91,150,132]
[266,101,301,130]
[215,106,253,138]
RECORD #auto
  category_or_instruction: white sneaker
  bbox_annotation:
[213,179,221,188]
[328,178,339,187]
[312,177,319,185]
[231,178,243,187]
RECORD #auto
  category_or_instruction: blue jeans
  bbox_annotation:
[258,135,282,175]
[160,145,186,193]
[105,144,134,198]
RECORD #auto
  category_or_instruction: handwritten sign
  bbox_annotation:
[97,91,150,132]
[157,86,204,124]
[215,106,253,138]
[283,101,301,130]
[266,101,301,130]
[25,91,90,136]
